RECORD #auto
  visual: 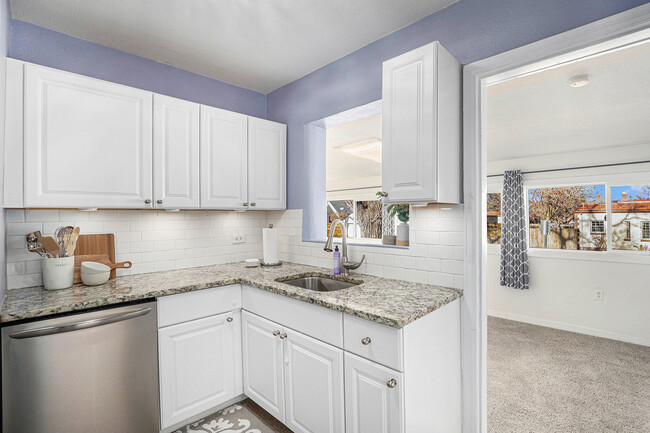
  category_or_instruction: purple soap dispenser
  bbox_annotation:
[333,246,341,275]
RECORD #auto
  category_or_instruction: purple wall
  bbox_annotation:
[266,0,649,240]
[10,20,267,118]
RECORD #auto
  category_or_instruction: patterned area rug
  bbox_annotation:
[174,403,276,433]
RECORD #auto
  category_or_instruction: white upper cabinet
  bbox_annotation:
[200,106,248,210]
[247,118,286,210]
[153,94,200,209]
[382,42,462,204]
[23,64,154,208]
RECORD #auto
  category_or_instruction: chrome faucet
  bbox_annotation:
[324,219,365,275]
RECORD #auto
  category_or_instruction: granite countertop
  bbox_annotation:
[0,262,462,328]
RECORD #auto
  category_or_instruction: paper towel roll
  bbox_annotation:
[263,227,279,265]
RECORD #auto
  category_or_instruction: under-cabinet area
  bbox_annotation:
[3,60,286,211]
[158,282,461,433]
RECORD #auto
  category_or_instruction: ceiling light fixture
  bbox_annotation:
[569,74,590,88]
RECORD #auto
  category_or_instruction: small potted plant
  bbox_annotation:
[377,192,410,246]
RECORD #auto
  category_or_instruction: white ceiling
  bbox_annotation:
[11,0,459,93]
[487,40,650,164]
[326,114,382,195]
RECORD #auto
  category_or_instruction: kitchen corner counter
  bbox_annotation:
[0,262,462,328]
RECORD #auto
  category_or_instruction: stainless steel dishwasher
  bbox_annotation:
[2,301,160,433]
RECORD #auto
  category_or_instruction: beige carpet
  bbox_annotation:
[488,317,650,433]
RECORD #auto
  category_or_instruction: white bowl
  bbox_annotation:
[81,271,110,286]
[81,261,110,275]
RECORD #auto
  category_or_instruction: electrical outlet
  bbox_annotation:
[594,289,604,301]
[232,234,245,244]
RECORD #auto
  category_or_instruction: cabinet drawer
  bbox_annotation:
[157,284,241,328]
[242,285,343,348]
[344,314,403,371]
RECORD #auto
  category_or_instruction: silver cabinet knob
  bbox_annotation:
[387,379,397,388]
[379,191,388,197]
[250,202,256,207]
[226,317,233,323]
[273,330,281,336]
[361,337,372,345]
[243,202,249,207]
[156,199,163,204]
[144,199,152,204]
[279,333,288,340]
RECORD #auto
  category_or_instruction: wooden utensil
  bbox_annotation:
[64,227,80,256]
[72,234,118,284]
[38,236,62,258]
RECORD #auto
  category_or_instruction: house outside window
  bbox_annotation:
[643,222,650,240]
[529,184,606,251]
[610,186,650,251]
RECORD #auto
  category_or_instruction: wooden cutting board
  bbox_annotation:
[73,234,116,284]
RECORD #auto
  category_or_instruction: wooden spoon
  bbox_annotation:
[65,227,81,256]
[38,236,62,258]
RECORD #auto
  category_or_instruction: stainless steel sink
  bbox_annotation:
[277,275,361,292]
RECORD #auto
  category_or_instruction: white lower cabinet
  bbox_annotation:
[158,311,242,429]
[241,311,286,422]
[344,353,404,433]
[242,311,345,433]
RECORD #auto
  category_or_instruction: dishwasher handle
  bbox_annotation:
[9,307,152,339]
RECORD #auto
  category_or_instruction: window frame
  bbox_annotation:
[327,198,395,244]
[487,169,650,263]
[624,220,631,241]
[643,221,650,241]
[590,220,605,235]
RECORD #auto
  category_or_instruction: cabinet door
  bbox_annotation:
[284,329,345,433]
[382,43,436,203]
[153,94,200,209]
[158,311,242,429]
[200,106,248,209]
[242,311,285,423]
[248,117,286,210]
[24,64,153,208]
[345,353,404,433]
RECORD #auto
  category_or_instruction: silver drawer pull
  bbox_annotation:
[226,317,233,323]
[273,330,281,336]
[361,337,372,345]
[387,379,397,388]
[279,333,288,340]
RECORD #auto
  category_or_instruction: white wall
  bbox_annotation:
[488,254,650,346]
[487,164,650,346]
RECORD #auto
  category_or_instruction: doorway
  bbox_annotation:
[462,5,650,432]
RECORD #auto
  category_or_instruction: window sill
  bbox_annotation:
[304,239,408,250]
[488,244,650,264]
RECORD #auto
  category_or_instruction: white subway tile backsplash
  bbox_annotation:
[7,204,464,290]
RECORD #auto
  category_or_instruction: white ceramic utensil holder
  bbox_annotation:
[42,256,75,290]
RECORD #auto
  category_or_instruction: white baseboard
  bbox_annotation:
[487,309,650,347]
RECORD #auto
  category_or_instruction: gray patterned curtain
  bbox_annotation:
[500,170,530,290]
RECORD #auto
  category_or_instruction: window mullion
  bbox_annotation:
[606,184,613,252]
